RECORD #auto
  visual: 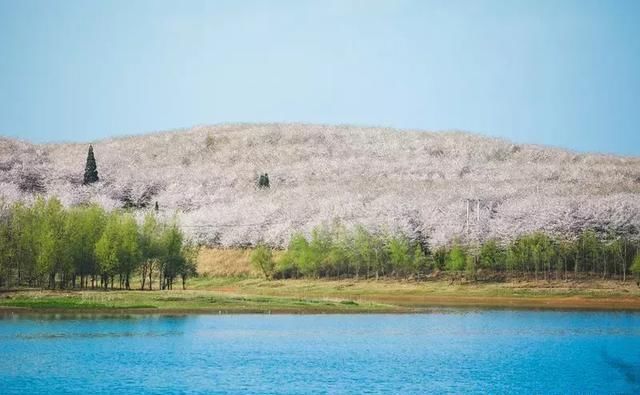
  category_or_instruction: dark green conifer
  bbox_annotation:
[263,173,270,188]
[83,145,99,184]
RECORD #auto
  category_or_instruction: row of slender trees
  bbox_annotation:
[0,197,198,290]
[3,196,640,287]
[252,224,640,281]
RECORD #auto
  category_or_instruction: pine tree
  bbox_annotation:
[83,145,99,184]
[263,173,270,188]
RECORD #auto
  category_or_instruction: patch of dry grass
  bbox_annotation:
[197,247,284,277]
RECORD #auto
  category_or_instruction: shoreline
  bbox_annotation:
[2,277,640,314]
[3,303,640,316]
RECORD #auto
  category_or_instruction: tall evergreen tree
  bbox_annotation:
[83,145,99,184]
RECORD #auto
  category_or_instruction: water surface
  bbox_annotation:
[1,310,639,394]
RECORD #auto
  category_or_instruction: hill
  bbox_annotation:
[1,123,639,246]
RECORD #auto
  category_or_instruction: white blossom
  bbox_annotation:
[1,124,639,246]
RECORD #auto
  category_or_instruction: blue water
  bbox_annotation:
[1,311,640,394]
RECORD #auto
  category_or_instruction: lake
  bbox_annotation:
[1,310,639,394]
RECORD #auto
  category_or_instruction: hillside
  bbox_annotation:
[1,123,639,246]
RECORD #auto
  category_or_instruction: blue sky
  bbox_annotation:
[1,0,639,155]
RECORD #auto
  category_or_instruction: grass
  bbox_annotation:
[3,276,640,314]
[5,250,640,314]
[0,287,396,314]
[3,248,640,313]
[188,276,640,310]
[197,248,285,277]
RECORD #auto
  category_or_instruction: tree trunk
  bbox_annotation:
[623,243,627,283]
[141,267,146,290]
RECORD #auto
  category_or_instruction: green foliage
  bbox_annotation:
[35,198,67,287]
[65,204,105,285]
[181,242,199,279]
[479,239,504,270]
[258,173,270,189]
[386,235,412,276]
[269,224,640,281]
[433,246,447,271]
[446,243,467,271]
[159,222,186,289]
[250,244,275,279]
[465,253,477,276]
[95,211,141,288]
[632,254,640,279]
[1,198,640,287]
[83,145,99,184]
[277,225,431,279]
[0,197,194,289]
[577,229,602,272]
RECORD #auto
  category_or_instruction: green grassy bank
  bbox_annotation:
[3,276,640,314]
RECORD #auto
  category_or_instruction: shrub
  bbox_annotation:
[446,243,466,271]
[251,244,275,279]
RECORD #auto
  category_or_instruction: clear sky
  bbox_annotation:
[1,0,639,155]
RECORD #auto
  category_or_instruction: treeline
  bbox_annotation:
[252,224,640,281]
[0,198,198,289]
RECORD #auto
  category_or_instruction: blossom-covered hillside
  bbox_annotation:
[1,124,639,246]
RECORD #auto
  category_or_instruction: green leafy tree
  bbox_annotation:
[12,203,39,285]
[0,203,13,287]
[530,233,554,280]
[83,144,99,184]
[412,245,429,275]
[95,213,122,288]
[465,251,478,279]
[280,233,305,276]
[506,237,528,274]
[251,244,276,279]
[35,198,67,288]
[159,222,184,290]
[446,243,466,271]
[577,229,601,275]
[479,239,504,271]
[117,215,141,289]
[386,235,412,277]
[632,253,640,285]
[433,246,448,271]
[139,213,162,290]
[326,224,352,277]
[605,237,623,280]
[180,241,199,289]
[306,228,331,278]
[353,226,373,279]
[556,239,576,280]
[95,212,140,289]
[64,204,105,288]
